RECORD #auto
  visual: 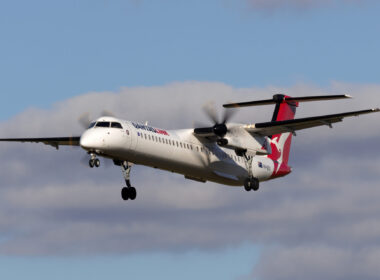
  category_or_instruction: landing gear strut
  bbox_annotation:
[121,161,137,201]
[241,152,260,192]
[89,153,100,168]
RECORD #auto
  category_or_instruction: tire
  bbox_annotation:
[252,178,260,191]
[89,159,94,168]
[121,187,129,200]
[244,178,252,192]
[129,187,137,200]
[94,159,100,168]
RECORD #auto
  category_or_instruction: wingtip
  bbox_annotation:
[345,94,353,99]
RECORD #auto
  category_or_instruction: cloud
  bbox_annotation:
[0,82,379,279]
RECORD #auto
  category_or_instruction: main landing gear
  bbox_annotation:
[120,161,137,201]
[240,151,260,192]
[244,177,259,192]
[88,155,137,201]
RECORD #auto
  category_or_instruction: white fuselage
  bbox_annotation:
[80,117,276,186]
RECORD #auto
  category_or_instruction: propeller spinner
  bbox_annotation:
[194,103,236,145]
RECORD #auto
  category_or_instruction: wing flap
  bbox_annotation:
[0,137,81,149]
[245,109,379,136]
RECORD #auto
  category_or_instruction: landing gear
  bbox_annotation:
[121,186,137,201]
[241,151,260,192]
[121,161,136,201]
[89,153,100,168]
[244,177,259,192]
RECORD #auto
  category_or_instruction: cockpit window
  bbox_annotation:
[88,122,96,129]
[111,122,123,129]
[95,122,110,128]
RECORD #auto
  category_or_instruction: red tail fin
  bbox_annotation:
[268,95,298,177]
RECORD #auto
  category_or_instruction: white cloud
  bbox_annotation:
[0,82,379,278]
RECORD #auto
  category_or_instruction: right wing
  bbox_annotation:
[244,109,379,136]
[0,136,81,149]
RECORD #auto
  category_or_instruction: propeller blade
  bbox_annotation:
[78,112,91,129]
[202,102,219,124]
[101,110,115,117]
[222,108,237,124]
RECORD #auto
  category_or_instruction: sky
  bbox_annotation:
[0,1,380,280]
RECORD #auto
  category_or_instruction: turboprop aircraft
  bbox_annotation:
[0,94,379,201]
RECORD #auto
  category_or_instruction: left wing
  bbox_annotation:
[245,109,379,136]
[0,136,81,149]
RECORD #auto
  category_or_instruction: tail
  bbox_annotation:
[267,95,298,177]
[223,94,351,177]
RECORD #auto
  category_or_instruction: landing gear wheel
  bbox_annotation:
[94,158,100,168]
[121,187,137,201]
[89,159,95,168]
[129,187,137,200]
[121,187,129,201]
[252,178,260,191]
[244,177,260,192]
[244,178,252,192]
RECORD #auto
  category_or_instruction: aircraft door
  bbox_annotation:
[123,122,137,153]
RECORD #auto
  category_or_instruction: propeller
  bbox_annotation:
[194,102,237,144]
[78,110,116,129]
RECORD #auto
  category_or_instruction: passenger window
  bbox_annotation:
[111,122,123,129]
[88,122,96,129]
[95,122,110,128]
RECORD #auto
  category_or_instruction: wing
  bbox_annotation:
[245,109,379,136]
[0,136,81,149]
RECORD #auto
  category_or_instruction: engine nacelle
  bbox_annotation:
[250,157,275,181]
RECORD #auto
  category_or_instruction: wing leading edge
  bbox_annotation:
[0,136,81,149]
[245,108,380,136]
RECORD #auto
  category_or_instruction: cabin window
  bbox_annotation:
[95,122,110,128]
[111,122,123,129]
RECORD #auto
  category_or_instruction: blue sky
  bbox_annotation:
[1,0,380,120]
[1,1,380,280]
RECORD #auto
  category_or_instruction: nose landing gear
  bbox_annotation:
[89,153,100,168]
[121,161,137,201]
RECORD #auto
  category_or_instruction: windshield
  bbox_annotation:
[88,122,96,129]
[95,122,110,128]
[111,122,123,129]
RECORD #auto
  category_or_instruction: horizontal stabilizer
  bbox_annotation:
[245,108,379,136]
[223,94,351,108]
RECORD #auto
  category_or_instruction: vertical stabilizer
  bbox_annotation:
[268,95,298,177]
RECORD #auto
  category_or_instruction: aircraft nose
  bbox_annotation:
[80,132,96,150]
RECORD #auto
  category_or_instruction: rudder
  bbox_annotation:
[268,95,298,176]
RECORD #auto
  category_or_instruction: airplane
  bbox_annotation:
[0,94,378,202]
